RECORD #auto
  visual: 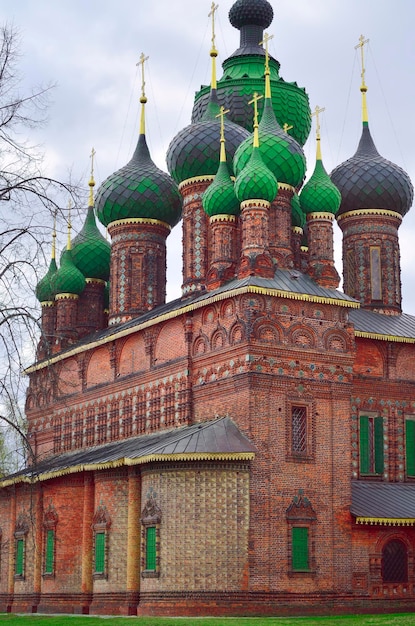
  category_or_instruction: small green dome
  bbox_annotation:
[166,91,249,185]
[71,207,110,281]
[291,193,305,228]
[235,145,278,203]
[35,258,58,303]
[96,134,182,228]
[300,157,341,215]
[234,98,306,188]
[52,249,86,296]
[203,161,240,217]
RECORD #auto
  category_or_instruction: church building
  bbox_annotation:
[1,0,415,616]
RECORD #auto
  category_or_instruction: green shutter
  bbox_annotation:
[94,532,106,574]
[146,526,156,571]
[359,415,370,474]
[406,419,415,477]
[45,529,55,574]
[15,539,24,576]
[374,416,384,475]
[292,527,309,571]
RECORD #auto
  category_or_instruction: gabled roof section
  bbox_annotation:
[0,417,256,488]
[350,309,415,343]
[351,481,415,526]
[26,268,358,372]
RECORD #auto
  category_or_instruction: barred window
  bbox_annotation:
[292,405,307,455]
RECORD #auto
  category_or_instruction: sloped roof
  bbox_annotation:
[351,481,415,525]
[0,417,256,488]
[350,309,415,342]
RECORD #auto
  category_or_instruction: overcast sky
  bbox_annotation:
[2,0,415,312]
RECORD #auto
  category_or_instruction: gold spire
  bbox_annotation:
[52,209,57,260]
[260,32,274,99]
[249,92,263,148]
[283,122,293,134]
[216,105,230,162]
[67,199,72,251]
[137,52,149,135]
[311,105,325,160]
[355,34,369,123]
[88,147,96,208]
[208,2,219,89]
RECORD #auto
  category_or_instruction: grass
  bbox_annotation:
[0,615,415,625]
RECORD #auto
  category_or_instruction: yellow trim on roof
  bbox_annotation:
[107,217,171,231]
[337,208,402,222]
[356,517,415,526]
[178,175,215,191]
[25,284,358,373]
[0,452,256,487]
[355,330,415,344]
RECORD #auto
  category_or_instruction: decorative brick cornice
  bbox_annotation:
[209,214,237,223]
[337,209,402,223]
[306,212,335,222]
[178,175,215,192]
[107,217,171,231]
[240,199,270,210]
[55,293,79,301]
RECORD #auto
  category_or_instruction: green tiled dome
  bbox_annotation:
[233,98,306,188]
[291,193,305,228]
[235,146,278,203]
[301,157,341,215]
[35,257,58,303]
[71,207,110,281]
[96,134,182,228]
[331,123,413,217]
[52,249,86,296]
[203,161,240,217]
[191,1,311,146]
[166,91,249,185]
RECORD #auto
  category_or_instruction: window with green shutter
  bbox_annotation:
[406,418,415,477]
[292,527,309,571]
[45,529,55,574]
[15,538,24,577]
[94,532,106,574]
[359,415,384,475]
[146,526,156,571]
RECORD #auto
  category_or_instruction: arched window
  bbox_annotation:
[382,539,408,583]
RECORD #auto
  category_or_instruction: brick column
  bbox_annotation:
[206,215,238,290]
[291,226,303,271]
[269,184,294,269]
[54,294,79,352]
[32,487,43,612]
[238,200,274,279]
[81,474,94,614]
[108,218,170,325]
[179,177,213,296]
[126,467,141,615]
[306,212,340,288]
[37,302,57,360]
[77,279,106,336]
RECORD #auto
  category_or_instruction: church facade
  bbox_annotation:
[1,0,415,617]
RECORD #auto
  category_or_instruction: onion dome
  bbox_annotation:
[291,193,305,228]
[331,123,413,217]
[71,161,111,281]
[203,113,240,217]
[331,42,413,217]
[300,117,341,215]
[233,48,306,188]
[36,257,57,303]
[235,94,278,203]
[167,90,249,185]
[53,223,86,296]
[192,0,311,146]
[36,219,58,303]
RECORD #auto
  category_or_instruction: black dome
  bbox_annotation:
[331,124,413,217]
[229,0,274,29]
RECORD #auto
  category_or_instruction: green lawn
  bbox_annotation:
[0,615,415,625]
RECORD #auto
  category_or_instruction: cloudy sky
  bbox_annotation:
[2,0,415,311]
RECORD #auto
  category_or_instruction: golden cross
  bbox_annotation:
[90,147,96,177]
[311,105,325,139]
[52,209,57,259]
[260,32,274,73]
[208,3,219,50]
[216,105,230,142]
[248,92,264,124]
[137,52,149,101]
[283,122,293,134]
[355,34,369,87]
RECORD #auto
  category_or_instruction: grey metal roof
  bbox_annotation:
[349,309,415,341]
[1,417,256,486]
[351,481,415,519]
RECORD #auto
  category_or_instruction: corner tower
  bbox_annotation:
[331,36,413,314]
